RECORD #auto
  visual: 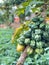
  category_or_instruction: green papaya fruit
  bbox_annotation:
[35,29,42,34]
[25,38,30,45]
[35,34,41,41]
[40,23,45,29]
[36,41,44,48]
[30,40,35,48]
[24,29,31,38]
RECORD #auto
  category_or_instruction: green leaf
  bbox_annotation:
[25,5,31,15]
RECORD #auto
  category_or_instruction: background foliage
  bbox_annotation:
[0,28,20,65]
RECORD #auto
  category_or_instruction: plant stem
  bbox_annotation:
[16,46,29,65]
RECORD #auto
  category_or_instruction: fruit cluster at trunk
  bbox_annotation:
[17,16,49,54]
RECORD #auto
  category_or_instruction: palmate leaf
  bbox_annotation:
[16,0,44,16]
[22,2,30,7]
[25,5,31,15]
[30,0,44,5]
[24,0,44,15]
[34,52,49,65]
[16,7,25,16]
[4,0,26,5]
[24,57,33,65]
[22,0,32,7]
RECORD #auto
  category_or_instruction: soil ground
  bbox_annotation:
[0,22,20,29]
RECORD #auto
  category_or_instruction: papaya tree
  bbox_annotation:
[12,15,49,65]
[11,0,49,65]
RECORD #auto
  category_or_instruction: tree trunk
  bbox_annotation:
[16,46,29,65]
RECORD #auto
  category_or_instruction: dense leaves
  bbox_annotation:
[0,28,20,65]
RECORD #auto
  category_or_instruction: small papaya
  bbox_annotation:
[35,48,43,54]
[27,47,33,55]
[16,44,25,52]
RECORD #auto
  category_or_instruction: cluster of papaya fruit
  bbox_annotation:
[15,16,49,55]
[11,15,49,56]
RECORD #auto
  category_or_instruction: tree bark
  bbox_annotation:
[16,46,29,65]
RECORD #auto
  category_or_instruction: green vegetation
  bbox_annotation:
[0,0,49,65]
[0,28,20,65]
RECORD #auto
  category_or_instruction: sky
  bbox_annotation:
[0,0,4,3]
